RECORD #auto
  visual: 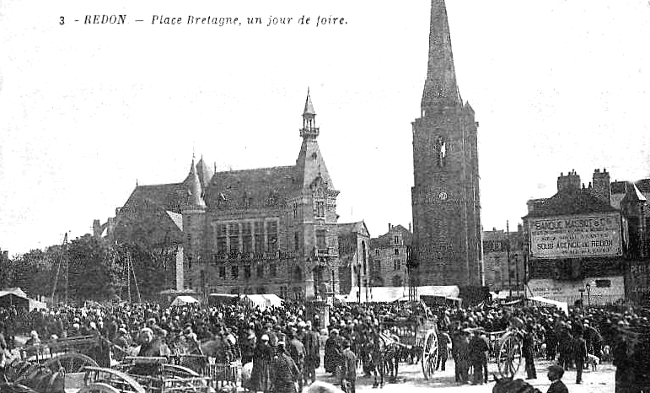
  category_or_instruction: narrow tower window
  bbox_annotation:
[435,135,447,167]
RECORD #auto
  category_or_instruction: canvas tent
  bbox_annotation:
[0,287,46,310]
[170,295,199,306]
[345,286,460,303]
[240,294,283,310]
[528,296,569,315]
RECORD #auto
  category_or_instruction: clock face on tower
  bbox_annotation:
[438,191,448,200]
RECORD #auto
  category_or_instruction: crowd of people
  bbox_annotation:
[0,298,649,393]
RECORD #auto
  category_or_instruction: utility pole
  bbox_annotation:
[507,221,512,298]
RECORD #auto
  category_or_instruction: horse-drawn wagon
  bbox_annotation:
[77,357,211,393]
[377,302,440,380]
[18,335,105,374]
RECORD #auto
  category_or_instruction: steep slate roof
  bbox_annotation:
[370,224,413,248]
[204,166,299,209]
[337,221,369,237]
[121,183,189,214]
[522,187,618,219]
[196,156,215,190]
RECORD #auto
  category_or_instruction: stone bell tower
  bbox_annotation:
[411,0,483,287]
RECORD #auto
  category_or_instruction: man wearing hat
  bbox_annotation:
[546,365,568,393]
[287,328,306,392]
[271,340,300,393]
[112,327,130,362]
[523,324,537,380]
[340,340,357,393]
[302,321,320,385]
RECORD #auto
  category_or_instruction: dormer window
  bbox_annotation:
[315,201,325,218]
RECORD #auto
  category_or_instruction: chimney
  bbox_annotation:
[388,223,391,232]
[408,222,412,232]
[517,223,523,233]
[592,168,611,205]
[93,219,102,238]
[557,170,581,192]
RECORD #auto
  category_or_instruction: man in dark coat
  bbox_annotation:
[546,365,569,393]
[271,341,300,393]
[436,329,451,371]
[287,328,306,392]
[573,330,587,384]
[302,321,320,385]
[468,329,489,385]
[340,340,357,393]
[454,329,470,384]
[324,329,342,375]
[523,325,537,380]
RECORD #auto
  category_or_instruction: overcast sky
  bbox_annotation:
[1,0,649,255]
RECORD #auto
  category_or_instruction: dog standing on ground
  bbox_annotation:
[585,353,600,371]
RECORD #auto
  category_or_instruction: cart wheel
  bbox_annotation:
[421,329,438,380]
[497,333,522,378]
[78,382,121,393]
[44,353,98,373]
[82,367,146,393]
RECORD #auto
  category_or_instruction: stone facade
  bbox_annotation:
[410,0,483,287]
[369,224,412,288]
[482,226,525,294]
[523,169,650,305]
[96,92,347,300]
[337,222,371,299]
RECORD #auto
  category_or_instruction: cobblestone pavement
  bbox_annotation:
[315,359,616,392]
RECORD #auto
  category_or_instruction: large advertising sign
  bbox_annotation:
[529,213,622,259]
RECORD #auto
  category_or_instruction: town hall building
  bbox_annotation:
[95,92,351,300]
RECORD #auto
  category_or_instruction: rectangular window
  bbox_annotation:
[244,265,251,279]
[216,224,227,255]
[316,229,327,250]
[394,236,399,245]
[375,249,379,256]
[242,222,252,254]
[280,286,288,299]
[270,263,277,277]
[394,259,401,270]
[231,266,239,279]
[394,248,399,255]
[267,221,278,252]
[375,261,381,271]
[257,265,264,278]
[229,223,240,254]
[316,201,325,217]
[293,203,298,219]
[219,266,226,278]
[254,221,264,253]
[294,232,300,251]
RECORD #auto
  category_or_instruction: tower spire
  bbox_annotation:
[300,88,319,139]
[183,155,206,208]
[421,0,461,113]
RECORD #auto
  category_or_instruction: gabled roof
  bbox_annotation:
[522,187,618,219]
[621,182,647,203]
[121,183,189,214]
[370,224,413,248]
[337,221,370,238]
[204,166,298,209]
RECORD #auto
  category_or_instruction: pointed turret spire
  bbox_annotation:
[421,0,461,113]
[303,87,316,116]
[300,88,319,139]
[183,155,206,209]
